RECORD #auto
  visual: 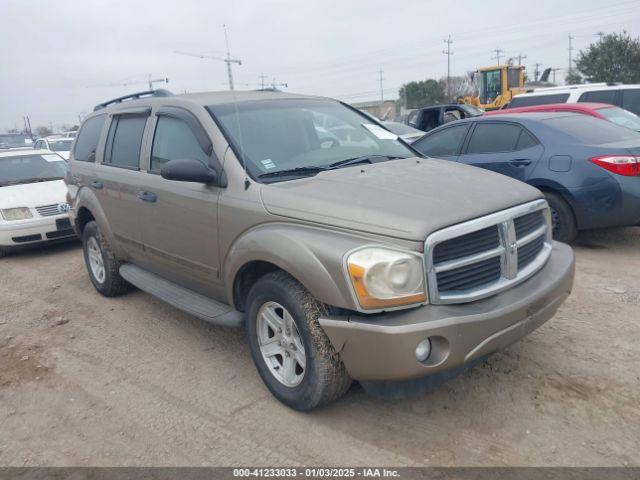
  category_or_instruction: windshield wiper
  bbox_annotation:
[328,155,408,169]
[258,166,329,180]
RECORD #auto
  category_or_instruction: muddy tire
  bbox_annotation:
[245,271,352,411]
[82,221,130,297]
[544,191,577,243]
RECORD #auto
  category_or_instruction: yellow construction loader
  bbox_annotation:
[460,65,526,110]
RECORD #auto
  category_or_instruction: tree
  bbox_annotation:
[565,71,583,85]
[34,126,53,137]
[398,79,445,109]
[575,32,640,83]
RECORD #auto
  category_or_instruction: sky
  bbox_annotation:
[1,0,639,131]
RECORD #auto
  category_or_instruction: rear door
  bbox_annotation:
[412,123,470,161]
[136,106,223,296]
[457,121,543,181]
[92,109,151,261]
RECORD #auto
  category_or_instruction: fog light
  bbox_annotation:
[415,338,432,362]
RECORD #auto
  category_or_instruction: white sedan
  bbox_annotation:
[0,149,76,257]
[33,137,74,160]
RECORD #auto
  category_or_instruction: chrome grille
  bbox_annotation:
[425,200,552,304]
[36,204,64,217]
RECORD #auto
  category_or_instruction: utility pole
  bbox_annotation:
[270,78,288,90]
[259,73,268,90]
[534,63,543,81]
[568,34,575,77]
[443,35,454,99]
[378,69,384,105]
[551,68,561,84]
[595,31,605,42]
[517,53,527,66]
[492,48,504,65]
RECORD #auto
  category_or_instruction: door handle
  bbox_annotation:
[509,159,532,166]
[90,180,103,189]
[137,191,157,203]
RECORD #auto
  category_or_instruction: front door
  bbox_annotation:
[137,109,222,296]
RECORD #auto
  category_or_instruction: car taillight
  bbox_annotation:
[590,155,639,176]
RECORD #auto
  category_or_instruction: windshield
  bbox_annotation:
[48,139,73,151]
[0,153,66,186]
[598,107,640,132]
[0,134,32,149]
[208,99,415,181]
[479,70,501,105]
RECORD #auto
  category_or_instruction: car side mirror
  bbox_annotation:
[160,159,218,184]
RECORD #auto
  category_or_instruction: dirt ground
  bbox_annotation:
[1,228,639,467]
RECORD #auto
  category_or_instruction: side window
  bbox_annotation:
[578,90,617,105]
[516,129,539,150]
[104,115,147,169]
[150,116,210,171]
[466,123,522,154]
[621,89,640,116]
[508,93,570,108]
[413,124,468,157]
[74,115,106,162]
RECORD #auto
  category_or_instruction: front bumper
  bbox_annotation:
[319,241,574,381]
[0,215,76,248]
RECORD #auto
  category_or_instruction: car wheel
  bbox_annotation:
[0,247,6,258]
[544,191,577,243]
[82,221,130,297]
[245,271,352,411]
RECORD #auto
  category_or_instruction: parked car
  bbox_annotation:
[0,133,33,150]
[67,89,574,411]
[33,137,74,160]
[485,102,640,132]
[412,112,640,242]
[406,104,483,132]
[507,83,640,116]
[61,131,78,138]
[0,149,75,257]
[382,121,424,143]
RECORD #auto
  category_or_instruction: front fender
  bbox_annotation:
[223,223,388,311]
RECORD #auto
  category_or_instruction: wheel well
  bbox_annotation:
[537,187,578,225]
[75,207,95,234]
[233,261,281,312]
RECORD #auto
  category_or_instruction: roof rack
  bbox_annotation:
[93,89,173,111]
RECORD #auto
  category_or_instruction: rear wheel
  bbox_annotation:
[544,191,577,243]
[0,247,6,258]
[82,221,130,297]
[245,271,351,411]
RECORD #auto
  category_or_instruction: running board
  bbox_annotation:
[119,264,243,328]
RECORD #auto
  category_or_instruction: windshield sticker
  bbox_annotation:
[362,123,398,140]
[261,159,276,170]
[42,154,64,163]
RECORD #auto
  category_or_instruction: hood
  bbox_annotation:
[0,179,68,209]
[56,151,70,160]
[260,158,543,241]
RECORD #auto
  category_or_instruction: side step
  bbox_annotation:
[119,264,243,328]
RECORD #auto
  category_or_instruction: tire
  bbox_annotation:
[544,191,577,243]
[245,271,352,411]
[0,248,6,258]
[82,221,130,297]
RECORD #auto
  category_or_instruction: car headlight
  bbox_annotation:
[1,207,33,221]
[346,247,427,310]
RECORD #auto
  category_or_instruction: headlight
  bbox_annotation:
[1,207,33,221]
[346,247,427,310]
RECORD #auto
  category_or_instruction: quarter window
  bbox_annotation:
[74,115,106,162]
[507,94,570,108]
[104,115,147,169]
[578,90,617,105]
[150,116,209,171]
[413,124,468,157]
[621,89,640,116]
[466,123,522,154]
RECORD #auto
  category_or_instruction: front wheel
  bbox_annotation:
[544,191,577,243]
[82,221,130,297]
[245,271,351,411]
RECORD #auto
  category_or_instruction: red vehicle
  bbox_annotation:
[485,102,640,132]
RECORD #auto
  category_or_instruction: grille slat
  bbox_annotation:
[437,257,501,291]
[514,211,544,239]
[36,204,62,217]
[433,226,500,264]
[518,236,545,269]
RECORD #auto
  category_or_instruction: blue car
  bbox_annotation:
[412,112,640,242]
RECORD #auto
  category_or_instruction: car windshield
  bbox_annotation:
[545,114,640,144]
[597,107,640,132]
[48,139,73,151]
[208,99,415,182]
[0,134,32,149]
[0,153,66,186]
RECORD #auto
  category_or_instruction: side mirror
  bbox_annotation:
[160,159,217,184]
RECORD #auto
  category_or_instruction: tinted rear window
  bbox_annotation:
[578,89,617,105]
[508,94,570,108]
[74,115,106,162]
[466,123,522,153]
[104,116,147,169]
[545,115,640,144]
[622,89,640,116]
